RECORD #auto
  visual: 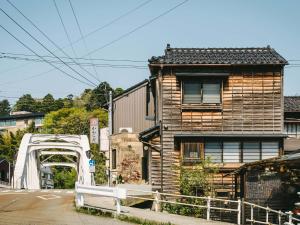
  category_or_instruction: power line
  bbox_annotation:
[6,0,101,83]
[68,0,153,48]
[0,0,151,75]
[0,54,147,69]
[68,0,99,79]
[0,51,148,63]
[0,24,93,87]
[0,7,98,87]
[85,0,189,57]
[53,0,77,58]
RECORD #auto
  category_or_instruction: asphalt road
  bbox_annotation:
[0,189,132,225]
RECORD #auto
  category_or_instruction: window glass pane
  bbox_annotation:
[205,142,222,163]
[183,143,200,160]
[243,142,260,162]
[223,142,240,163]
[112,149,117,169]
[183,81,201,103]
[284,124,287,134]
[203,83,220,103]
[261,142,279,159]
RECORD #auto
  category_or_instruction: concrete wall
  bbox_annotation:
[110,133,145,184]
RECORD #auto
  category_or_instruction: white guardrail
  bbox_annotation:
[75,182,127,214]
[75,183,300,225]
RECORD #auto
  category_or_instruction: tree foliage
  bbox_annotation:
[42,107,107,134]
[42,107,108,185]
[0,99,11,116]
[164,159,218,217]
[14,94,36,112]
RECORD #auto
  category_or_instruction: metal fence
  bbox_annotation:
[75,183,300,225]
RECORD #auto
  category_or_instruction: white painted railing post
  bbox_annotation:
[266,206,269,224]
[116,197,121,215]
[207,196,211,221]
[250,204,254,224]
[286,211,293,225]
[278,210,282,225]
[154,190,160,212]
[237,199,241,225]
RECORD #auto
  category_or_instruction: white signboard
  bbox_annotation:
[100,127,109,152]
[90,118,99,144]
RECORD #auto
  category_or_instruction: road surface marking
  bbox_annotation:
[41,190,49,192]
[15,190,24,192]
[54,190,61,193]
[37,194,61,200]
[66,191,74,194]
[1,190,10,192]
[28,190,36,192]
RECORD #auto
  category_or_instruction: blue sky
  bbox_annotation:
[0,0,299,103]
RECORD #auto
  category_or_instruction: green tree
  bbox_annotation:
[43,107,108,135]
[114,87,124,96]
[52,167,77,189]
[164,159,218,217]
[87,82,112,110]
[0,99,11,116]
[41,94,56,113]
[14,94,37,112]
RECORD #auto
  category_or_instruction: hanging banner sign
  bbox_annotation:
[90,118,99,144]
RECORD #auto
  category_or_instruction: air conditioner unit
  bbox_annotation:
[119,127,133,133]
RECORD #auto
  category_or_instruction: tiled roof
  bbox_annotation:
[285,96,300,112]
[149,44,288,65]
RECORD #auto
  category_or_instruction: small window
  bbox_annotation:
[261,142,279,159]
[243,142,260,162]
[183,81,202,104]
[183,142,200,161]
[205,142,222,163]
[202,83,220,103]
[223,142,240,163]
[183,80,221,104]
[112,149,117,169]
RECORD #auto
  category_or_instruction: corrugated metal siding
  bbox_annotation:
[113,84,155,134]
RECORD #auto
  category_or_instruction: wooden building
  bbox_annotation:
[140,44,288,195]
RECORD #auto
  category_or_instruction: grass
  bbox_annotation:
[76,206,173,225]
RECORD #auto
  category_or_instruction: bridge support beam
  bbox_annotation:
[13,134,93,189]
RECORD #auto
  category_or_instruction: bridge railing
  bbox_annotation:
[75,184,300,225]
[75,182,126,214]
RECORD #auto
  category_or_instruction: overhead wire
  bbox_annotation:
[68,0,99,79]
[5,0,101,83]
[84,0,189,57]
[52,0,77,58]
[0,24,93,87]
[0,0,152,75]
[0,6,98,87]
[0,54,147,69]
[0,51,148,63]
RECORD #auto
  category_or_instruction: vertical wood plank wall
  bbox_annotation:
[159,70,283,193]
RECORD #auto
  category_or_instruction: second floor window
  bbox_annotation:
[183,80,221,104]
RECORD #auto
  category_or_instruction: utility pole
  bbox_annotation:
[108,90,113,186]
